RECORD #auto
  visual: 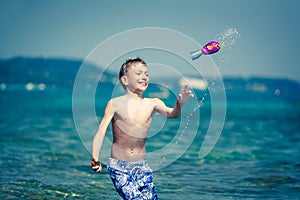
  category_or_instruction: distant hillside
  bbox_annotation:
[0,57,101,87]
[1,57,300,101]
[0,57,76,85]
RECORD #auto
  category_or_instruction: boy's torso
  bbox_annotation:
[110,95,157,162]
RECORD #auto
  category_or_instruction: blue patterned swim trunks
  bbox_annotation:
[107,158,158,200]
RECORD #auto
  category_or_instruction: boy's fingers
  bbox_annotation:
[183,89,193,97]
[187,90,194,97]
[91,165,102,172]
[91,160,102,172]
[96,167,102,172]
[178,93,182,100]
[181,84,188,91]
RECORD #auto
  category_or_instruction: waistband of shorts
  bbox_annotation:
[108,157,148,171]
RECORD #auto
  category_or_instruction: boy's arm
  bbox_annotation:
[154,84,193,118]
[91,99,114,172]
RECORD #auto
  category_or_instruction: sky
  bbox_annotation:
[1,0,300,81]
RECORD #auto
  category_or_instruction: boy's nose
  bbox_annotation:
[141,74,148,80]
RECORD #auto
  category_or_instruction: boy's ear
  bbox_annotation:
[120,75,128,86]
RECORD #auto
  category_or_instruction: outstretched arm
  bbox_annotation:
[91,99,114,173]
[154,84,193,118]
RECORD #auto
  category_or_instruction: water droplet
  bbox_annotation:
[198,100,203,106]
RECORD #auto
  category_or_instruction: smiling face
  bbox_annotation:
[120,62,149,95]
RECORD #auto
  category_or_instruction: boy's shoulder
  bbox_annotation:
[146,97,163,103]
[109,95,126,104]
[105,96,125,112]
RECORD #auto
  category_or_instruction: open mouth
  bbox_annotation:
[138,82,148,87]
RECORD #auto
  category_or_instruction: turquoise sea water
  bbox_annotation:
[1,59,300,199]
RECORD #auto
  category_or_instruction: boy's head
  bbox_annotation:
[119,57,149,91]
[119,57,147,79]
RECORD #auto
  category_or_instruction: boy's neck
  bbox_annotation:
[125,89,144,100]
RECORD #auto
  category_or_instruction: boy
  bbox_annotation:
[91,57,193,199]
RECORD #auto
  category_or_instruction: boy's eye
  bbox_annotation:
[135,70,149,76]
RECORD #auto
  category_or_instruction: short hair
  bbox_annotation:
[119,57,147,80]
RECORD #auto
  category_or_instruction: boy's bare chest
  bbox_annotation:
[115,102,154,126]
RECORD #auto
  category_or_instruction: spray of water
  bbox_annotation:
[215,27,241,64]
[197,27,240,105]
[198,26,240,104]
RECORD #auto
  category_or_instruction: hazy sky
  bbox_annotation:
[1,0,300,81]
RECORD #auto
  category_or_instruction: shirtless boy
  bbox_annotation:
[91,57,193,200]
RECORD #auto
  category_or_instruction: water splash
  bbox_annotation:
[215,27,240,64]
[194,27,239,105]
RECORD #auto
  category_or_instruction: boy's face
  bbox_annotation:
[123,63,149,93]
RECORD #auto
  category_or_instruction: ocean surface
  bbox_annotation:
[1,58,300,199]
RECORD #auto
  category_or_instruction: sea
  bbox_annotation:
[1,58,300,199]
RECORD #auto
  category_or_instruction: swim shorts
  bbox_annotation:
[107,158,158,200]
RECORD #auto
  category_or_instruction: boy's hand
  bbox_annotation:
[91,159,102,173]
[178,84,194,105]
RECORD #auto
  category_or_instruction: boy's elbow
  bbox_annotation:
[169,116,179,119]
[165,108,180,118]
[167,113,180,118]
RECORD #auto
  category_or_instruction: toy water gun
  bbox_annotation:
[190,41,220,60]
